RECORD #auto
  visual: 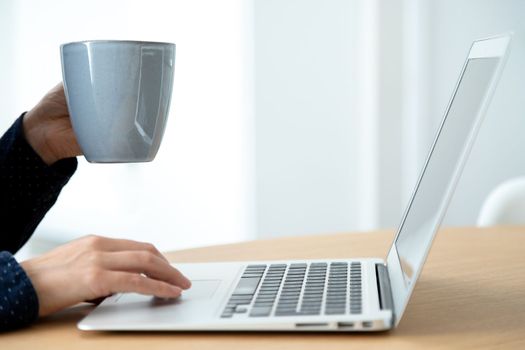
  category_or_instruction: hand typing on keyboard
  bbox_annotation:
[20,235,192,317]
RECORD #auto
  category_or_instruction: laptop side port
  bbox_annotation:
[362,321,373,328]
[337,322,354,329]
[295,323,329,328]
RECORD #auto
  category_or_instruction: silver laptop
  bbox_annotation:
[79,35,511,332]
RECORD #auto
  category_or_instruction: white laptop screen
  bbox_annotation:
[394,57,499,286]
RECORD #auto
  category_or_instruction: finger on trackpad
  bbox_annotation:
[150,279,222,306]
[180,279,221,300]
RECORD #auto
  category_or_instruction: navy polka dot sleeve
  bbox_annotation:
[0,251,39,330]
[0,114,78,330]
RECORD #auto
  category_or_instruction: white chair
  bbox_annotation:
[477,177,525,226]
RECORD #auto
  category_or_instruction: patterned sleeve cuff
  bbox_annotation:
[0,251,39,331]
[11,113,77,180]
[0,114,77,212]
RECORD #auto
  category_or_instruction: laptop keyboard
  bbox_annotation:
[221,262,362,318]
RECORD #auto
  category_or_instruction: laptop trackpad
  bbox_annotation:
[178,279,221,300]
[115,279,222,306]
[115,279,221,305]
[98,279,224,323]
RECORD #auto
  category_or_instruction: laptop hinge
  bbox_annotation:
[375,263,395,320]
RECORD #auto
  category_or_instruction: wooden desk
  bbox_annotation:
[3,227,525,349]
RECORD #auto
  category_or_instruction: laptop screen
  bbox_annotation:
[394,57,500,287]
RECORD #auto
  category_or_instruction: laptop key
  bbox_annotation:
[250,306,273,317]
[235,306,248,313]
[233,277,261,295]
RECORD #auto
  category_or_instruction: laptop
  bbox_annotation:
[79,34,511,332]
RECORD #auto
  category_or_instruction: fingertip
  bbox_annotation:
[182,279,192,290]
[170,285,183,297]
[169,266,191,289]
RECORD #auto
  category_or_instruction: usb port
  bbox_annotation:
[337,322,354,329]
[362,321,373,328]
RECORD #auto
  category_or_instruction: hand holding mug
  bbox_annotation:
[23,83,82,165]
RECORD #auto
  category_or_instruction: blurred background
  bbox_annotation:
[0,0,524,259]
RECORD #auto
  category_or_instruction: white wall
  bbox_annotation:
[252,0,525,236]
[0,1,17,131]
[376,0,405,227]
[356,0,525,230]
[253,0,362,237]
[1,0,255,254]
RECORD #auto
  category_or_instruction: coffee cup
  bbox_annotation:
[60,40,175,163]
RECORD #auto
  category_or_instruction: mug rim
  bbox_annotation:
[61,40,175,48]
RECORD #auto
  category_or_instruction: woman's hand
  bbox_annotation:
[23,83,82,165]
[20,235,191,317]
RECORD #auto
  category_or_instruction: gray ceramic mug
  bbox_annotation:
[60,40,175,163]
